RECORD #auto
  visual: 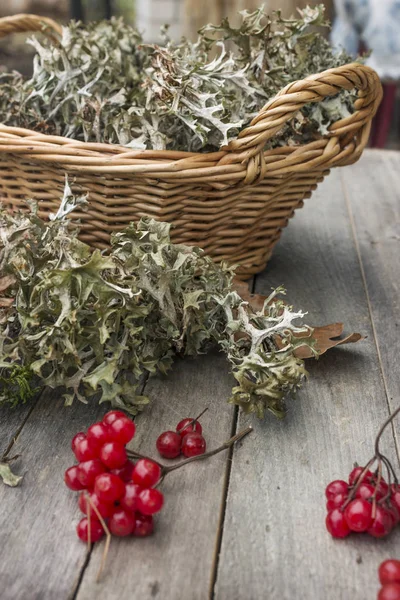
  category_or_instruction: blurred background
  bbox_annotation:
[0,0,399,148]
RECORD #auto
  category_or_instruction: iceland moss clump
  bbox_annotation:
[0,183,316,418]
[0,5,356,151]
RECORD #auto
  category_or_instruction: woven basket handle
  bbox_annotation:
[0,13,62,40]
[223,63,382,179]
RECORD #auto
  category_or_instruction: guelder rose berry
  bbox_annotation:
[379,560,400,585]
[103,410,127,426]
[78,491,114,519]
[181,432,206,458]
[109,509,136,537]
[109,417,136,445]
[76,517,104,543]
[133,514,154,537]
[176,418,202,438]
[86,422,112,449]
[99,441,127,469]
[156,431,181,459]
[66,412,251,546]
[137,489,164,515]
[64,466,86,491]
[77,459,105,488]
[94,473,125,503]
[132,459,161,488]
[326,509,351,538]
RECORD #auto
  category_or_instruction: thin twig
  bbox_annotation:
[178,407,209,435]
[341,457,377,510]
[126,449,157,462]
[85,493,111,583]
[162,426,253,475]
[375,405,400,458]
[371,460,383,519]
[85,494,91,551]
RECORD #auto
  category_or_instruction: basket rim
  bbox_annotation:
[0,61,383,184]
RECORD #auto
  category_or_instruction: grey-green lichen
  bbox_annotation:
[0,5,357,152]
[0,183,316,418]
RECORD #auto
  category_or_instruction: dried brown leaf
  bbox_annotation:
[232,278,364,358]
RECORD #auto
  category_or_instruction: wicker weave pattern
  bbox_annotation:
[0,14,382,278]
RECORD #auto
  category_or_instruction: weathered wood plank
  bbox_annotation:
[214,166,400,600]
[341,150,400,424]
[77,352,236,600]
[0,398,39,457]
[0,390,107,600]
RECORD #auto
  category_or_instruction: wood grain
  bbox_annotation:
[0,399,38,457]
[77,352,236,600]
[341,150,400,435]
[213,166,400,600]
[0,390,107,600]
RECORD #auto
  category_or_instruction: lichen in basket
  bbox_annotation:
[0,5,358,152]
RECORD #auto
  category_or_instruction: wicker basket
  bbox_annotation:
[0,14,383,278]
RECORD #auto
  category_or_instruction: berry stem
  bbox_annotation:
[126,449,157,463]
[85,494,92,551]
[341,457,377,510]
[161,426,253,475]
[381,454,399,486]
[374,405,400,458]
[372,460,383,519]
[84,492,111,583]
[179,407,209,435]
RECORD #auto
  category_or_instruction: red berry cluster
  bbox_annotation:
[64,411,163,542]
[378,559,400,600]
[325,467,400,539]
[156,416,206,459]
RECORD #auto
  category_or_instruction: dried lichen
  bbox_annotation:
[0,183,316,418]
[0,5,357,151]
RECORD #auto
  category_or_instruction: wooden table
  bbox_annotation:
[1,149,399,600]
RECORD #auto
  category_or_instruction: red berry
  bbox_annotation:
[109,508,135,537]
[176,418,203,438]
[344,499,373,532]
[181,432,206,458]
[137,488,164,515]
[378,583,400,600]
[133,514,154,537]
[120,482,142,512]
[387,504,400,528]
[326,493,347,512]
[99,441,127,469]
[77,459,105,488]
[94,473,125,503]
[64,465,86,491]
[103,410,127,426]
[76,517,104,543]
[355,483,377,500]
[109,417,136,445]
[325,480,349,500]
[326,509,351,538]
[71,432,86,453]
[377,480,390,498]
[349,466,373,486]
[86,422,112,449]
[156,431,182,459]
[368,506,392,538]
[379,560,400,585]
[132,458,161,488]
[391,486,400,513]
[74,438,98,462]
[110,460,135,482]
[78,491,114,519]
